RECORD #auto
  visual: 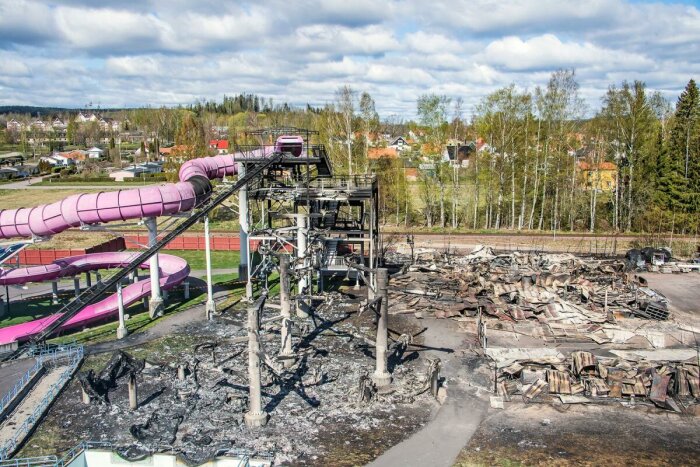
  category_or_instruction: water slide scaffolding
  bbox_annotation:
[2,152,283,361]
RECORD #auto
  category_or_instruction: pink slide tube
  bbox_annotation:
[0,252,189,345]
[0,154,241,240]
[0,152,248,345]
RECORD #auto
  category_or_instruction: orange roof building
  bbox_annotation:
[368,147,398,160]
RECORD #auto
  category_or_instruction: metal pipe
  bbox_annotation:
[279,255,294,367]
[244,299,268,427]
[128,373,138,410]
[116,283,127,339]
[372,268,391,388]
[204,215,215,319]
[145,217,163,318]
[296,215,309,318]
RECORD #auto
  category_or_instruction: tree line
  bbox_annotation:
[3,72,698,235]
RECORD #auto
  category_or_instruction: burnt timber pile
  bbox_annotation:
[390,245,670,330]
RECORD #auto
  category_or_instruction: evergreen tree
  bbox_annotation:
[662,79,699,212]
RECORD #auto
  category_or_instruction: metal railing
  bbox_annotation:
[0,345,84,461]
[1,440,272,467]
[0,360,42,417]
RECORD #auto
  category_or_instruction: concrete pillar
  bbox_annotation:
[117,283,128,339]
[279,255,294,368]
[145,217,163,318]
[85,272,92,288]
[177,365,186,381]
[296,215,309,318]
[51,281,59,304]
[128,373,138,410]
[204,215,216,319]
[372,268,391,388]
[244,301,268,427]
[238,163,251,299]
[81,386,90,404]
[73,277,80,298]
[183,281,190,300]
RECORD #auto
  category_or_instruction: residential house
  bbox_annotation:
[0,167,20,180]
[0,152,24,166]
[98,117,121,132]
[40,154,75,167]
[367,147,398,160]
[109,162,163,182]
[388,136,410,152]
[31,120,47,131]
[578,161,617,192]
[209,139,229,154]
[444,141,477,167]
[6,119,24,131]
[76,112,99,123]
[87,147,105,159]
[52,118,67,129]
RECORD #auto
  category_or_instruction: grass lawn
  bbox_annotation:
[157,249,240,270]
[0,189,103,209]
[0,295,65,327]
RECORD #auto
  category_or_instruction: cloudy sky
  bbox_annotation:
[1,0,699,118]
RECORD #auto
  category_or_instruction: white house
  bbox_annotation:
[388,136,410,152]
[40,155,75,167]
[87,147,104,159]
[109,162,162,182]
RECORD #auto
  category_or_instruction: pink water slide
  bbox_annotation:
[0,153,246,344]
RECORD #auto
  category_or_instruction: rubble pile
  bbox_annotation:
[61,294,435,465]
[388,246,670,324]
[490,350,700,412]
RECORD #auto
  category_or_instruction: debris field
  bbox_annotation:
[24,293,437,466]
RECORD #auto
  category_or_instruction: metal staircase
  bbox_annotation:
[3,153,283,360]
[320,200,339,229]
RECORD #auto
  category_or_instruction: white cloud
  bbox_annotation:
[0,0,698,117]
[481,34,654,71]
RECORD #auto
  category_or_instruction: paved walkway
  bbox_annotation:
[0,365,68,447]
[0,359,36,399]
[368,318,489,467]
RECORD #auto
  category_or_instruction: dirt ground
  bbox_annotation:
[456,402,700,466]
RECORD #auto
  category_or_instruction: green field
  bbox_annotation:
[152,249,240,270]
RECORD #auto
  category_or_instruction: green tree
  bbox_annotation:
[164,112,206,181]
[658,79,699,215]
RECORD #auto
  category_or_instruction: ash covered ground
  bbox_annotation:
[20,292,436,466]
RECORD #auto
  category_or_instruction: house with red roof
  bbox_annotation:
[209,139,229,154]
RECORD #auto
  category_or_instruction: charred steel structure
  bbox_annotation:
[236,127,380,303]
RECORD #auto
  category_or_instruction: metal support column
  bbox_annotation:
[244,301,268,427]
[204,215,216,319]
[238,162,252,299]
[51,281,59,304]
[296,214,309,318]
[117,283,128,339]
[372,268,391,388]
[73,277,80,298]
[279,255,294,367]
[145,217,163,318]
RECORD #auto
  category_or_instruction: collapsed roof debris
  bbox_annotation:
[390,245,671,324]
[487,348,699,412]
